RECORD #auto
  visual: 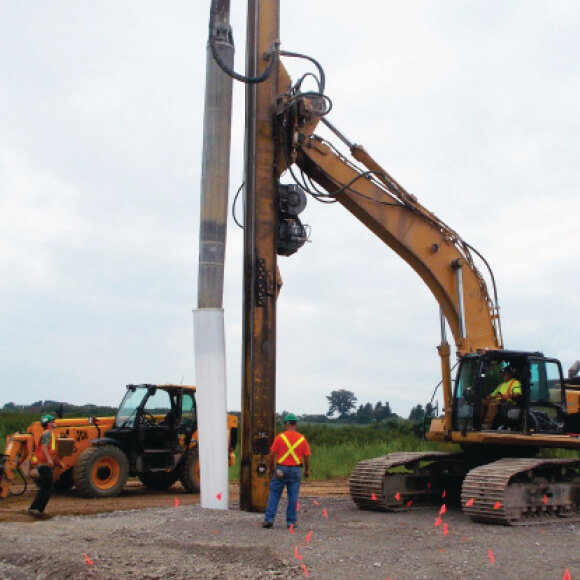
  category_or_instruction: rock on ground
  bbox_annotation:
[1,497,579,579]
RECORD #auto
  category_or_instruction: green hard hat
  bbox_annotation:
[40,414,56,426]
[284,413,298,423]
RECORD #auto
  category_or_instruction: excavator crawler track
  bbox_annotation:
[350,451,466,511]
[462,457,580,525]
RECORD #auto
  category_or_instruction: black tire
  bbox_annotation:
[138,471,179,490]
[178,448,200,493]
[73,445,129,498]
[54,468,74,491]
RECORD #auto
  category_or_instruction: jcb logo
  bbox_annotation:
[74,430,88,442]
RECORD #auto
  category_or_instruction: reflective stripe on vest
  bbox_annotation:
[31,432,56,465]
[278,433,305,465]
[503,379,516,400]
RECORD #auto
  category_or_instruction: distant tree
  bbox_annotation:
[355,402,374,424]
[373,401,394,422]
[326,389,358,418]
[408,404,425,421]
[2,402,17,411]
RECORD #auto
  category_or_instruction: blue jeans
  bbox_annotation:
[264,465,302,525]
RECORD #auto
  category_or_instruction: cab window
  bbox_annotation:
[530,360,562,404]
[454,358,478,426]
[181,392,197,427]
[143,389,172,417]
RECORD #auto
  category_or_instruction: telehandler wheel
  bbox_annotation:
[178,448,200,493]
[73,445,129,498]
[54,468,74,491]
[138,471,179,490]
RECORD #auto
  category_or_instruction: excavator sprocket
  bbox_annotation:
[462,457,580,525]
[349,451,466,510]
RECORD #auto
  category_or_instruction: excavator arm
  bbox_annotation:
[293,131,502,355]
[275,85,503,433]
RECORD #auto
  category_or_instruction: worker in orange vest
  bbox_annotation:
[28,414,61,517]
[482,366,522,429]
[262,413,311,529]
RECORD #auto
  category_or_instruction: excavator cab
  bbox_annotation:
[452,351,566,435]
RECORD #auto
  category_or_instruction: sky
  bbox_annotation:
[1,1,579,418]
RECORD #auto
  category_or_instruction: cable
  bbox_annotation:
[9,468,27,496]
[232,182,245,229]
[429,360,459,409]
[208,0,277,84]
[279,50,326,93]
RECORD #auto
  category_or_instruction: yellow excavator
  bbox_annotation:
[268,52,580,525]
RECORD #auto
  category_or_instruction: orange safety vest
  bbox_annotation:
[271,431,311,467]
[31,430,56,465]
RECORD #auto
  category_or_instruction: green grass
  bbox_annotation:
[0,411,37,453]
[227,431,457,481]
[310,436,456,479]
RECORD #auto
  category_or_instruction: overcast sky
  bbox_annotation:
[1,1,579,417]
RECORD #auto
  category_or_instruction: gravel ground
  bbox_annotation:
[0,497,578,580]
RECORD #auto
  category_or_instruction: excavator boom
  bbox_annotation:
[293,132,502,355]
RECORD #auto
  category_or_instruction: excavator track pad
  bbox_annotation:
[349,451,467,511]
[462,457,580,525]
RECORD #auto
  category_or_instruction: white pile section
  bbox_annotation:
[193,308,229,510]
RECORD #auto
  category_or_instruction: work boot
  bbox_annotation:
[262,521,273,528]
[287,523,297,529]
[27,509,42,518]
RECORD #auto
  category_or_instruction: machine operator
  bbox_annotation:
[481,365,522,429]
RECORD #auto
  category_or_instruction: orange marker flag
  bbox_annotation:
[563,569,571,580]
[406,500,413,508]
[174,497,179,508]
[442,490,446,498]
[488,549,495,564]
[493,501,501,510]
[297,500,300,512]
[305,530,313,545]
[427,482,431,489]
[312,500,319,506]
[465,497,474,507]
[216,492,222,501]
[544,495,548,505]
[301,563,309,578]
[434,516,442,527]
[443,523,449,536]
[294,546,303,561]
[83,554,94,566]
[322,508,328,519]
[395,491,401,501]
[289,524,294,535]
[371,492,377,501]
[439,504,446,515]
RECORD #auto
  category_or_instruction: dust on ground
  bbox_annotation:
[0,478,578,579]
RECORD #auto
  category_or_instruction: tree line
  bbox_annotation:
[324,389,433,424]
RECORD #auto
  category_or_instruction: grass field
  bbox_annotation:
[5,413,578,482]
[227,423,457,480]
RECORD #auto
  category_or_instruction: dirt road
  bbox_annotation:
[0,478,349,523]
[0,479,579,579]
